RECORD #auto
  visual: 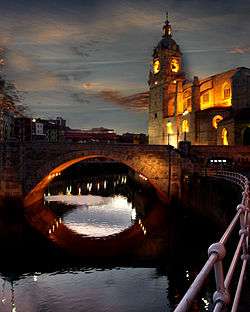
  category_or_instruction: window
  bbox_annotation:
[202,92,209,103]
[223,83,231,100]
[224,87,230,99]
[222,128,229,145]
[182,120,189,133]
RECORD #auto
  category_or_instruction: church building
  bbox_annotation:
[148,15,250,147]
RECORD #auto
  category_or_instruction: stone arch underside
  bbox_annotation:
[23,145,181,258]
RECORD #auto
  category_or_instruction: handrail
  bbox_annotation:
[174,170,249,312]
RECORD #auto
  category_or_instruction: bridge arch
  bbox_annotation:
[23,144,181,206]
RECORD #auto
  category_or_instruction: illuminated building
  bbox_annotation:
[148,14,250,146]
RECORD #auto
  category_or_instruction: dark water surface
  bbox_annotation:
[0,161,221,312]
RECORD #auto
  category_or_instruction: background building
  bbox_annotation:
[0,109,15,143]
[148,15,250,146]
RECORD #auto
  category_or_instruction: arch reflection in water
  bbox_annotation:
[46,194,133,237]
[44,161,150,238]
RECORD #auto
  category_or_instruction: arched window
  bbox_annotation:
[212,115,223,129]
[182,120,189,133]
[222,128,229,145]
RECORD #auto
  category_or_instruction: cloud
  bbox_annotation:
[229,47,250,54]
[98,89,149,111]
[82,81,148,111]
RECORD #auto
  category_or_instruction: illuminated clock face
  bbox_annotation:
[170,59,180,73]
[153,60,160,74]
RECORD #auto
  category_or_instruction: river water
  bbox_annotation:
[0,160,217,311]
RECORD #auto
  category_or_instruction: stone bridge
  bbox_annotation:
[0,142,183,200]
[1,142,250,200]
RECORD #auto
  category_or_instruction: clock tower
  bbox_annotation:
[148,14,185,144]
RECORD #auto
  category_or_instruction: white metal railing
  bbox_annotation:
[174,170,249,312]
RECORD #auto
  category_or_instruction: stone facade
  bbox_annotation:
[148,16,250,147]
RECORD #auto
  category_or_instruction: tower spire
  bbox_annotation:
[163,11,172,38]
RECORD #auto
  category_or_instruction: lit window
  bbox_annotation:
[153,60,160,74]
[222,128,229,145]
[166,121,174,134]
[212,115,223,129]
[224,87,230,99]
[202,92,209,103]
[182,120,189,133]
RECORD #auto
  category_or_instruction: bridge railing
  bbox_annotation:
[174,170,249,312]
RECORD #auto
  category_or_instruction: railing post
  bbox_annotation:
[208,243,230,309]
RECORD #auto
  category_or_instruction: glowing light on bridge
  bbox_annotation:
[139,174,148,181]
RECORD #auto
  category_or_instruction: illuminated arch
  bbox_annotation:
[222,128,229,145]
[212,115,223,129]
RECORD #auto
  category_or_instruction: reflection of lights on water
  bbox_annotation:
[97,183,100,191]
[11,282,16,312]
[201,297,209,311]
[53,194,133,236]
[78,187,81,195]
[48,218,61,235]
[104,180,107,189]
[1,280,6,304]
[33,272,41,282]
[131,208,136,220]
[66,186,72,196]
[121,176,127,184]
[87,183,93,192]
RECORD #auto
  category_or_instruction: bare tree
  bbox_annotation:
[0,48,28,116]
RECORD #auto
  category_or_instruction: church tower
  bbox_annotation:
[148,14,185,145]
